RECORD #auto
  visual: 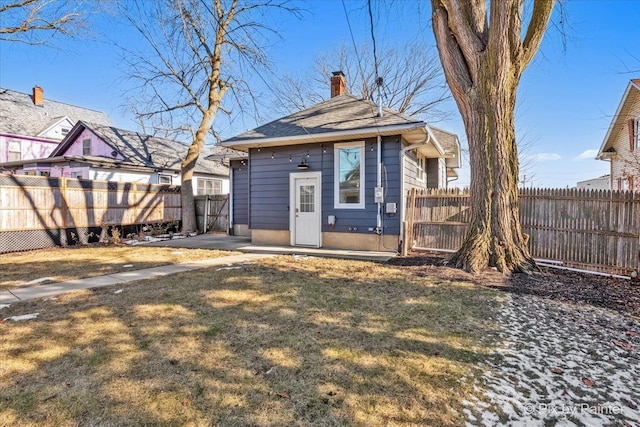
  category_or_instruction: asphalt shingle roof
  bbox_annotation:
[429,126,459,154]
[0,87,112,137]
[223,94,424,144]
[57,122,228,176]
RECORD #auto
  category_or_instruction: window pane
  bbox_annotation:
[299,185,314,212]
[339,147,361,204]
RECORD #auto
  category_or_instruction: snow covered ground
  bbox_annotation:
[465,293,640,427]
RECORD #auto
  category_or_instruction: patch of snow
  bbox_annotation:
[114,289,123,294]
[4,313,39,322]
[123,265,134,268]
[0,304,10,309]
[465,294,640,426]
[17,277,54,287]
[215,266,242,271]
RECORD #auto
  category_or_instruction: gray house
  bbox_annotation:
[0,86,112,163]
[220,72,461,251]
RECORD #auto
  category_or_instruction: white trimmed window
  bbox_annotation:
[197,178,222,195]
[8,141,21,162]
[158,174,173,184]
[334,141,365,209]
[82,138,91,156]
[417,155,426,182]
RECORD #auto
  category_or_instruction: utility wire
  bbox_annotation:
[367,0,380,82]
[341,0,368,97]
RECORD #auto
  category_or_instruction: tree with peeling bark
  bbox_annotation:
[0,0,86,44]
[430,0,556,273]
[121,0,300,233]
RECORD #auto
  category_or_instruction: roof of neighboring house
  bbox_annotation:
[0,155,164,173]
[0,87,112,138]
[597,79,640,160]
[429,126,462,168]
[50,122,229,177]
[221,94,428,149]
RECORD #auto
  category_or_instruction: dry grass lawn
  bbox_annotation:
[0,246,239,291]
[1,256,501,426]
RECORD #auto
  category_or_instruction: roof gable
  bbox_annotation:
[0,88,112,139]
[597,79,640,159]
[53,122,228,177]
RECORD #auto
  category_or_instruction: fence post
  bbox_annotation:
[204,195,209,234]
[61,176,68,229]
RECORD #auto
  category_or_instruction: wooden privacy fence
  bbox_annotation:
[0,174,181,253]
[195,194,229,233]
[405,187,640,275]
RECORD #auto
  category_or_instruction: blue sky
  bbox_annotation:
[1,0,638,188]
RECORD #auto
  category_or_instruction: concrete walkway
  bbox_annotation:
[144,234,397,262]
[0,253,269,304]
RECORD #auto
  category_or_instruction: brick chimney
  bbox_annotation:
[32,86,44,106]
[330,71,346,98]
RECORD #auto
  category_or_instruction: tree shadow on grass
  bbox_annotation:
[0,256,502,426]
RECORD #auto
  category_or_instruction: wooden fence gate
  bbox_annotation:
[405,188,640,276]
[195,194,229,233]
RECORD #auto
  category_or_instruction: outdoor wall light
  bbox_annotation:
[297,158,309,170]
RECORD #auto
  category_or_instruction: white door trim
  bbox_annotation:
[289,171,322,247]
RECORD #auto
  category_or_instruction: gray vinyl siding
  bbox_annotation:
[403,146,428,192]
[248,137,402,236]
[230,160,248,226]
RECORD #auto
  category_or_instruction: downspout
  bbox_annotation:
[400,127,431,245]
[228,162,234,235]
[376,135,382,234]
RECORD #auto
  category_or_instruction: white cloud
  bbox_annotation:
[575,149,599,161]
[522,153,562,162]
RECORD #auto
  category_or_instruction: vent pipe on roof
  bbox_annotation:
[375,77,383,118]
[32,86,44,106]
[330,71,346,98]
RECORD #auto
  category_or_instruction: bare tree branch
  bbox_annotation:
[119,0,302,232]
[0,0,86,45]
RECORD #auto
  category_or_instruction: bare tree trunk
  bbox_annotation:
[449,67,535,273]
[431,0,555,273]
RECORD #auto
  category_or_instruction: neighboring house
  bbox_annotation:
[577,175,610,191]
[596,79,640,190]
[219,71,461,251]
[0,86,112,163]
[0,121,230,195]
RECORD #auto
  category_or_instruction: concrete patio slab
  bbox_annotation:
[144,234,397,262]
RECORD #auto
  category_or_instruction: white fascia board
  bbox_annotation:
[220,123,425,150]
[597,81,636,158]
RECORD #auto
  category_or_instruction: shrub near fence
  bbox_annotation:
[406,187,640,275]
[0,174,181,253]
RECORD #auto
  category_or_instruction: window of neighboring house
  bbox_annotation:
[38,171,50,177]
[334,141,365,209]
[416,155,426,182]
[158,174,173,185]
[618,177,633,191]
[61,128,70,136]
[635,118,640,150]
[24,170,36,176]
[82,139,91,156]
[8,141,21,162]
[70,171,83,179]
[197,178,222,195]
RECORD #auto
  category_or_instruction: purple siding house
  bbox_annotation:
[0,86,112,164]
[1,121,230,195]
[219,72,461,252]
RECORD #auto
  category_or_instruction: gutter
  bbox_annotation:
[221,122,425,150]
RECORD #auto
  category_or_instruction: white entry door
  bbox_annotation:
[290,172,321,247]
